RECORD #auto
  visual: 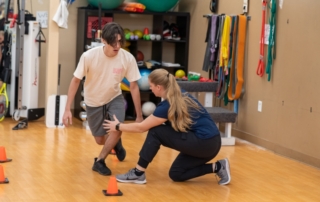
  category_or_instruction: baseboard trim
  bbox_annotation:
[221,125,320,169]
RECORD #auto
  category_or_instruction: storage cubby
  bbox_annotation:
[74,7,190,120]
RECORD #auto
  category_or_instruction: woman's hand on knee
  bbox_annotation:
[103,114,120,132]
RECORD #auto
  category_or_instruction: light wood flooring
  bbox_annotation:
[0,118,320,202]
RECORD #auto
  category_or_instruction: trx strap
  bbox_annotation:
[256,0,267,77]
[228,15,247,101]
[266,0,277,81]
[35,24,46,57]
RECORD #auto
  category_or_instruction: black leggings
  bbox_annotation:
[138,125,221,182]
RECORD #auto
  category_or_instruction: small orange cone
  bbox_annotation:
[0,165,9,184]
[109,149,116,155]
[102,176,123,196]
[0,147,12,163]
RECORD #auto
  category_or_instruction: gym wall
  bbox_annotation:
[180,0,320,168]
[33,0,320,168]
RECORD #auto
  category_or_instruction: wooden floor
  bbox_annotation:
[0,118,320,202]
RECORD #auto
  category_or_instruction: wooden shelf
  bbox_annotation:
[74,8,190,120]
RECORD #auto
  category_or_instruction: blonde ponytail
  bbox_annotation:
[148,69,201,132]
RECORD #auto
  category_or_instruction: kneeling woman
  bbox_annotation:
[104,68,231,185]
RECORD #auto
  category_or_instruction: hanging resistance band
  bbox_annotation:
[266,0,277,81]
[256,0,267,77]
[219,15,231,73]
[216,15,231,99]
[215,15,225,97]
[223,16,236,106]
[210,15,218,63]
[213,16,223,81]
[228,15,247,101]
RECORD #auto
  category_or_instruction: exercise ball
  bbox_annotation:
[88,0,125,10]
[142,101,156,116]
[138,0,179,12]
[137,69,152,91]
[136,50,144,62]
[121,77,130,91]
[175,69,185,78]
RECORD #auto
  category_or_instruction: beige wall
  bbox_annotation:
[22,0,87,108]
[35,0,320,168]
[180,0,320,168]
[58,0,88,102]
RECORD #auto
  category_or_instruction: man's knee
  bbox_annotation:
[94,136,106,145]
[94,132,121,145]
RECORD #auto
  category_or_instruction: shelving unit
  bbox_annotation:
[74,7,190,120]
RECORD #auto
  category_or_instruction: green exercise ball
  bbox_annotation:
[138,0,179,12]
[87,0,125,10]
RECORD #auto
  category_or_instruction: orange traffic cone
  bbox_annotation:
[109,149,116,155]
[102,176,123,196]
[0,147,12,163]
[0,165,9,184]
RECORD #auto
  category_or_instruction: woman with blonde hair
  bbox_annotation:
[104,68,231,185]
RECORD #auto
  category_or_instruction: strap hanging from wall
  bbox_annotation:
[256,0,267,77]
[217,15,231,99]
[266,0,277,81]
[228,15,247,101]
[202,13,249,104]
[223,15,237,106]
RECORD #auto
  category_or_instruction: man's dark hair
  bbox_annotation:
[101,22,125,47]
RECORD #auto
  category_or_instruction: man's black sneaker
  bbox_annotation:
[92,158,111,176]
[114,139,126,161]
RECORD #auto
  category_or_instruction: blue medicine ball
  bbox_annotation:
[138,69,152,91]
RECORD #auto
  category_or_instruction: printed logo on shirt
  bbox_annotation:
[113,68,123,74]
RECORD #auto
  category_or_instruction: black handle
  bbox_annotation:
[58,64,61,86]
[38,29,41,57]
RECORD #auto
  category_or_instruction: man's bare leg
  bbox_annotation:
[96,131,121,160]
[94,134,108,146]
[92,131,121,176]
